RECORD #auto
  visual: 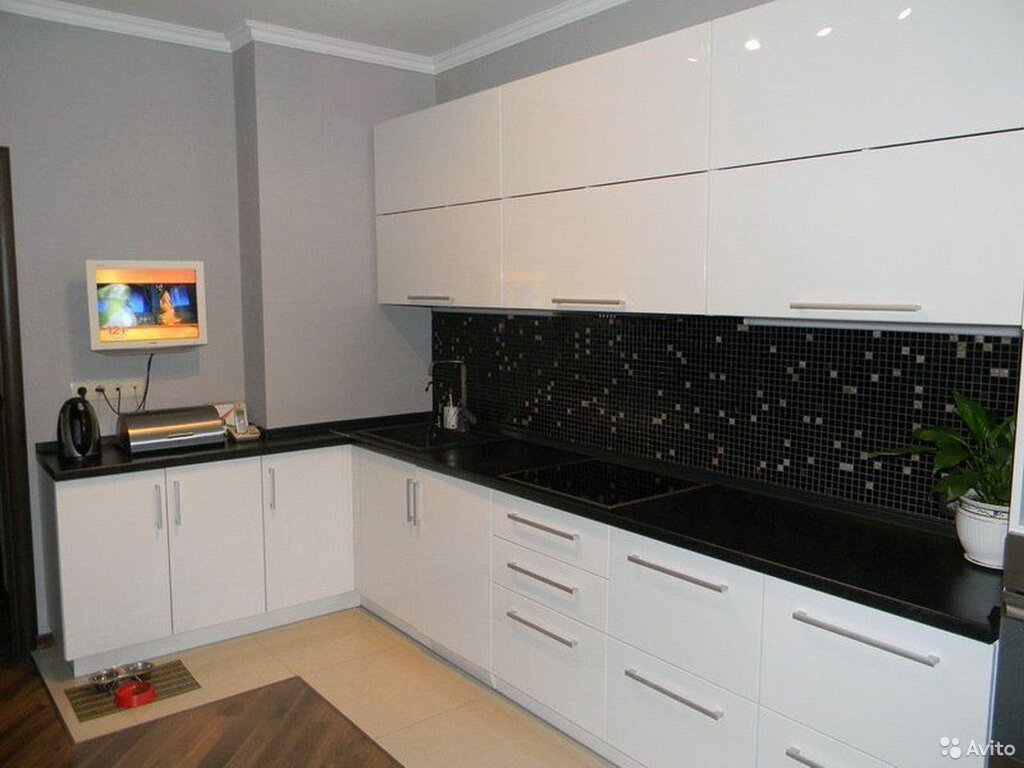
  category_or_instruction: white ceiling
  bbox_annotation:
[55,0,599,56]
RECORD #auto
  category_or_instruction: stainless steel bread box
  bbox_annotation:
[117,405,225,455]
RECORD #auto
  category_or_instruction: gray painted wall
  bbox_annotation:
[436,0,773,102]
[241,43,435,428]
[0,12,246,634]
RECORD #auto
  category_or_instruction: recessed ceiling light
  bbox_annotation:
[816,27,833,37]
[898,7,913,20]
[686,56,699,63]
[744,38,761,51]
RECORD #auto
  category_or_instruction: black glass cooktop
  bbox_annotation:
[500,459,705,509]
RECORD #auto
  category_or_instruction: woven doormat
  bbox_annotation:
[65,659,200,722]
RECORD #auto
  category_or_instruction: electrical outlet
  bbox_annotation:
[69,379,146,408]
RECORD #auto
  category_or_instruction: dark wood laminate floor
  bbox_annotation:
[0,658,404,767]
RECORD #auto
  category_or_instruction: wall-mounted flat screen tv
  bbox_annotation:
[87,260,208,352]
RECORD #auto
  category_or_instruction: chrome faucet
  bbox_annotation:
[427,359,476,431]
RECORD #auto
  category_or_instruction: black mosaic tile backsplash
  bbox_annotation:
[432,312,1021,522]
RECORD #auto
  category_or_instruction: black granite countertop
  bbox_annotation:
[37,415,1003,643]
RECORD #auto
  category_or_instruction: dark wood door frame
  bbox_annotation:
[0,147,36,655]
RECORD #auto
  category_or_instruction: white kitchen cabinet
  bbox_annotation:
[708,131,1024,325]
[710,0,1024,168]
[374,88,500,214]
[500,25,710,197]
[263,447,354,613]
[608,528,763,700]
[376,201,502,307]
[492,584,607,737]
[760,577,996,768]
[606,637,758,768]
[354,449,490,669]
[756,708,894,768]
[54,469,173,660]
[165,458,265,633]
[503,175,707,314]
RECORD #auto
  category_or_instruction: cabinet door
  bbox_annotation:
[166,458,265,633]
[708,131,1024,325]
[374,88,500,214]
[55,470,172,659]
[412,469,491,669]
[504,175,707,314]
[710,0,1024,168]
[501,25,710,196]
[263,447,354,612]
[376,201,502,307]
[354,450,420,623]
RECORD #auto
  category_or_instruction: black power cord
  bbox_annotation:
[96,353,155,416]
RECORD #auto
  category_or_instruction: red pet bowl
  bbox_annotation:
[115,681,157,708]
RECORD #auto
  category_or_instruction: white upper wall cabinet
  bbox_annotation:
[504,175,707,314]
[374,89,500,214]
[500,25,710,197]
[710,0,1024,168]
[708,131,1024,325]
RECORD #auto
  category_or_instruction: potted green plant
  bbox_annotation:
[874,392,1015,569]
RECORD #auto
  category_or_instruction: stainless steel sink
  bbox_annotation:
[353,422,506,452]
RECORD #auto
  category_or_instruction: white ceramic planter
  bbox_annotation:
[956,496,1009,569]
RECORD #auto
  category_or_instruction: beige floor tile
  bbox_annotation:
[379,693,613,768]
[302,640,489,738]
[255,607,408,674]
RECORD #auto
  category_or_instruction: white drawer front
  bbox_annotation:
[493,537,608,631]
[492,584,606,737]
[606,637,757,768]
[608,528,763,699]
[761,578,995,768]
[492,492,609,576]
[757,708,893,768]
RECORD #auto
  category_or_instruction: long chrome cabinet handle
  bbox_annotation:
[154,484,163,530]
[411,480,420,526]
[506,512,579,542]
[624,668,724,721]
[406,478,415,523]
[785,747,827,768]
[173,480,182,527]
[507,561,578,595]
[789,301,921,312]
[792,610,940,667]
[505,610,577,648]
[268,467,277,510]
[407,295,452,302]
[627,554,729,593]
[551,298,625,306]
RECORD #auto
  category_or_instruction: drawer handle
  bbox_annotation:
[154,484,163,531]
[507,512,579,542]
[551,297,625,307]
[507,561,578,595]
[407,295,452,302]
[624,668,724,721]
[627,554,728,593]
[406,478,415,523]
[505,610,577,648]
[789,301,921,312]
[785,747,827,768]
[792,610,940,667]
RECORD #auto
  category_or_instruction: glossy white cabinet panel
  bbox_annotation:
[608,529,763,699]
[504,175,708,314]
[374,88,500,213]
[606,638,758,768]
[492,585,607,737]
[166,459,266,633]
[710,0,1024,168]
[492,491,610,576]
[501,25,710,196]
[376,201,502,308]
[757,708,894,768]
[492,536,609,632]
[708,131,1024,324]
[263,447,354,613]
[760,578,995,768]
[55,470,173,659]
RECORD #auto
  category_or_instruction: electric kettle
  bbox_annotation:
[57,387,102,461]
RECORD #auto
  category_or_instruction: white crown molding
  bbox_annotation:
[228,20,434,74]
[0,0,230,51]
[433,0,634,73]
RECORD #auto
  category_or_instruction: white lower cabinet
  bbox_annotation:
[760,578,996,768]
[606,637,758,768]
[263,447,354,612]
[756,708,893,768]
[491,584,607,737]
